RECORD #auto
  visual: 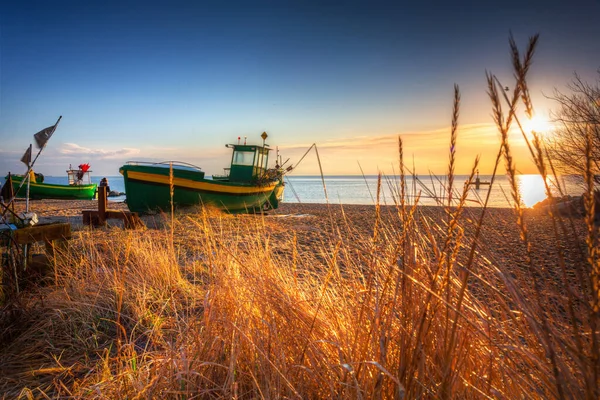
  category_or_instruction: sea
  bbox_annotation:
[0,174,586,208]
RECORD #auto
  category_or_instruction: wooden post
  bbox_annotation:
[82,186,143,229]
[98,186,107,225]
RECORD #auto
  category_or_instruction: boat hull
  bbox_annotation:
[120,164,284,214]
[8,176,97,200]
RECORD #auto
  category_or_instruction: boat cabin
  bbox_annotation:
[67,167,92,186]
[216,133,273,183]
[226,144,271,183]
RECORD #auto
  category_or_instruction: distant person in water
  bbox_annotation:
[99,177,110,193]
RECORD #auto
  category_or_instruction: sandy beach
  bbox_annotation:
[5,197,590,338]
[1,198,593,397]
[5,198,589,284]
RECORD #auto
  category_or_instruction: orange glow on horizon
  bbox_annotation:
[280,122,541,176]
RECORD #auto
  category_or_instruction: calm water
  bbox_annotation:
[283,175,584,208]
[0,174,585,208]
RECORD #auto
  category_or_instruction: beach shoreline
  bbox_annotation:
[3,199,587,276]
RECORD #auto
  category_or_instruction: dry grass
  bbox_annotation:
[1,35,598,399]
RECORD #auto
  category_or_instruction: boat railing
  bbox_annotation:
[125,161,203,172]
[67,169,93,185]
[212,168,230,180]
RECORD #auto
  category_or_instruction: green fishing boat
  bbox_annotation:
[119,133,286,214]
[6,165,97,200]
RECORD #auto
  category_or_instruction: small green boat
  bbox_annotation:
[119,133,286,214]
[6,166,97,200]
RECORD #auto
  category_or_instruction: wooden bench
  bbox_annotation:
[1,222,71,261]
[12,222,71,256]
[1,222,71,301]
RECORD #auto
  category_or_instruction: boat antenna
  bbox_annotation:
[279,158,291,169]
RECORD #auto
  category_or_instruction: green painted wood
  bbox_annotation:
[120,163,284,214]
[8,175,97,200]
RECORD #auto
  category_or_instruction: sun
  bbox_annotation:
[524,115,553,135]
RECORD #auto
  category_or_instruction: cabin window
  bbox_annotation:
[256,152,265,169]
[232,151,255,166]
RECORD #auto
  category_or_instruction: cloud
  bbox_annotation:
[279,123,502,151]
[1,123,540,177]
[59,143,140,159]
[279,122,538,175]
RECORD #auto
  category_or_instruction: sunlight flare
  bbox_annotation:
[516,174,549,207]
[523,115,553,136]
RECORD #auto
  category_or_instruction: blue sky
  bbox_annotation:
[1,0,599,176]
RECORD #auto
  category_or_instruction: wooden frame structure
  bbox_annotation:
[82,186,143,229]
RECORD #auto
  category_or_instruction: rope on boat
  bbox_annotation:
[290,143,316,172]
[284,176,302,203]
[287,143,329,204]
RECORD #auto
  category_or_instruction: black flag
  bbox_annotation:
[0,174,13,200]
[20,144,32,166]
[34,122,58,148]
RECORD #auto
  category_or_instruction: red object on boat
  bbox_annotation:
[78,163,91,173]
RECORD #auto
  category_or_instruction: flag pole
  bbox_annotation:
[24,161,31,273]
[25,160,31,213]
[2,116,62,210]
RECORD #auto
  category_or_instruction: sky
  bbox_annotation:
[1,0,599,177]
